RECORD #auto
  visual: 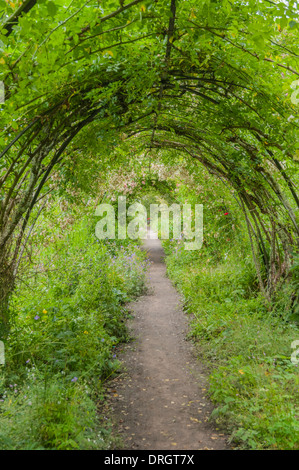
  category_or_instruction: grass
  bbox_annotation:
[0,209,149,450]
[163,239,299,450]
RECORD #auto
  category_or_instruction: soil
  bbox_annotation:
[106,235,229,450]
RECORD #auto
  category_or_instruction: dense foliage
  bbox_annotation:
[163,172,299,449]
[0,0,299,328]
[0,199,148,449]
[0,0,298,451]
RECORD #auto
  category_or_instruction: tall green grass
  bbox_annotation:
[164,240,299,449]
[0,210,148,449]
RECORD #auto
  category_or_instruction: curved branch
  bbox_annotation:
[2,0,37,37]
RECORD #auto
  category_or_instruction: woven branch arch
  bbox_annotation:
[0,0,298,322]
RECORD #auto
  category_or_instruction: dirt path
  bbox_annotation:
[107,236,229,450]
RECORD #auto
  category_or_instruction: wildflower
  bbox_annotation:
[83,331,89,335]
[71,377,78,382]
[34,315,40,320]
[224,212,229,215]
[42,309,47,314]
[238,370,244,375]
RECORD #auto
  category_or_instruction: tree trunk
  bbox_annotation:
[0,249,15,338]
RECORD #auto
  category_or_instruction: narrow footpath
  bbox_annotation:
[107,235,229,450]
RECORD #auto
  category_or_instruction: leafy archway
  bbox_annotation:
[0,0,298,328]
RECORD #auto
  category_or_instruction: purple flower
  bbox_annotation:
[71,377,78,382]
[34,315,40,320]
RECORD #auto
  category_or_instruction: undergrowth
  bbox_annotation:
[0,208,148,450]
[164,239,299,450]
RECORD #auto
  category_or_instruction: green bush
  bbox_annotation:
[0,210,148,449]
[164,237,299,450]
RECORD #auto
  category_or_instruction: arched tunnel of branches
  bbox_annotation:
[0,0,298,334]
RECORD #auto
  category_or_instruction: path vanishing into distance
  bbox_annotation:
[107,234,229,450]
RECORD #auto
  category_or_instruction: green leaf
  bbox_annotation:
[47,1,58,17]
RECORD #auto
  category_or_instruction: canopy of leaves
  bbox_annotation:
[0,0,298,305]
